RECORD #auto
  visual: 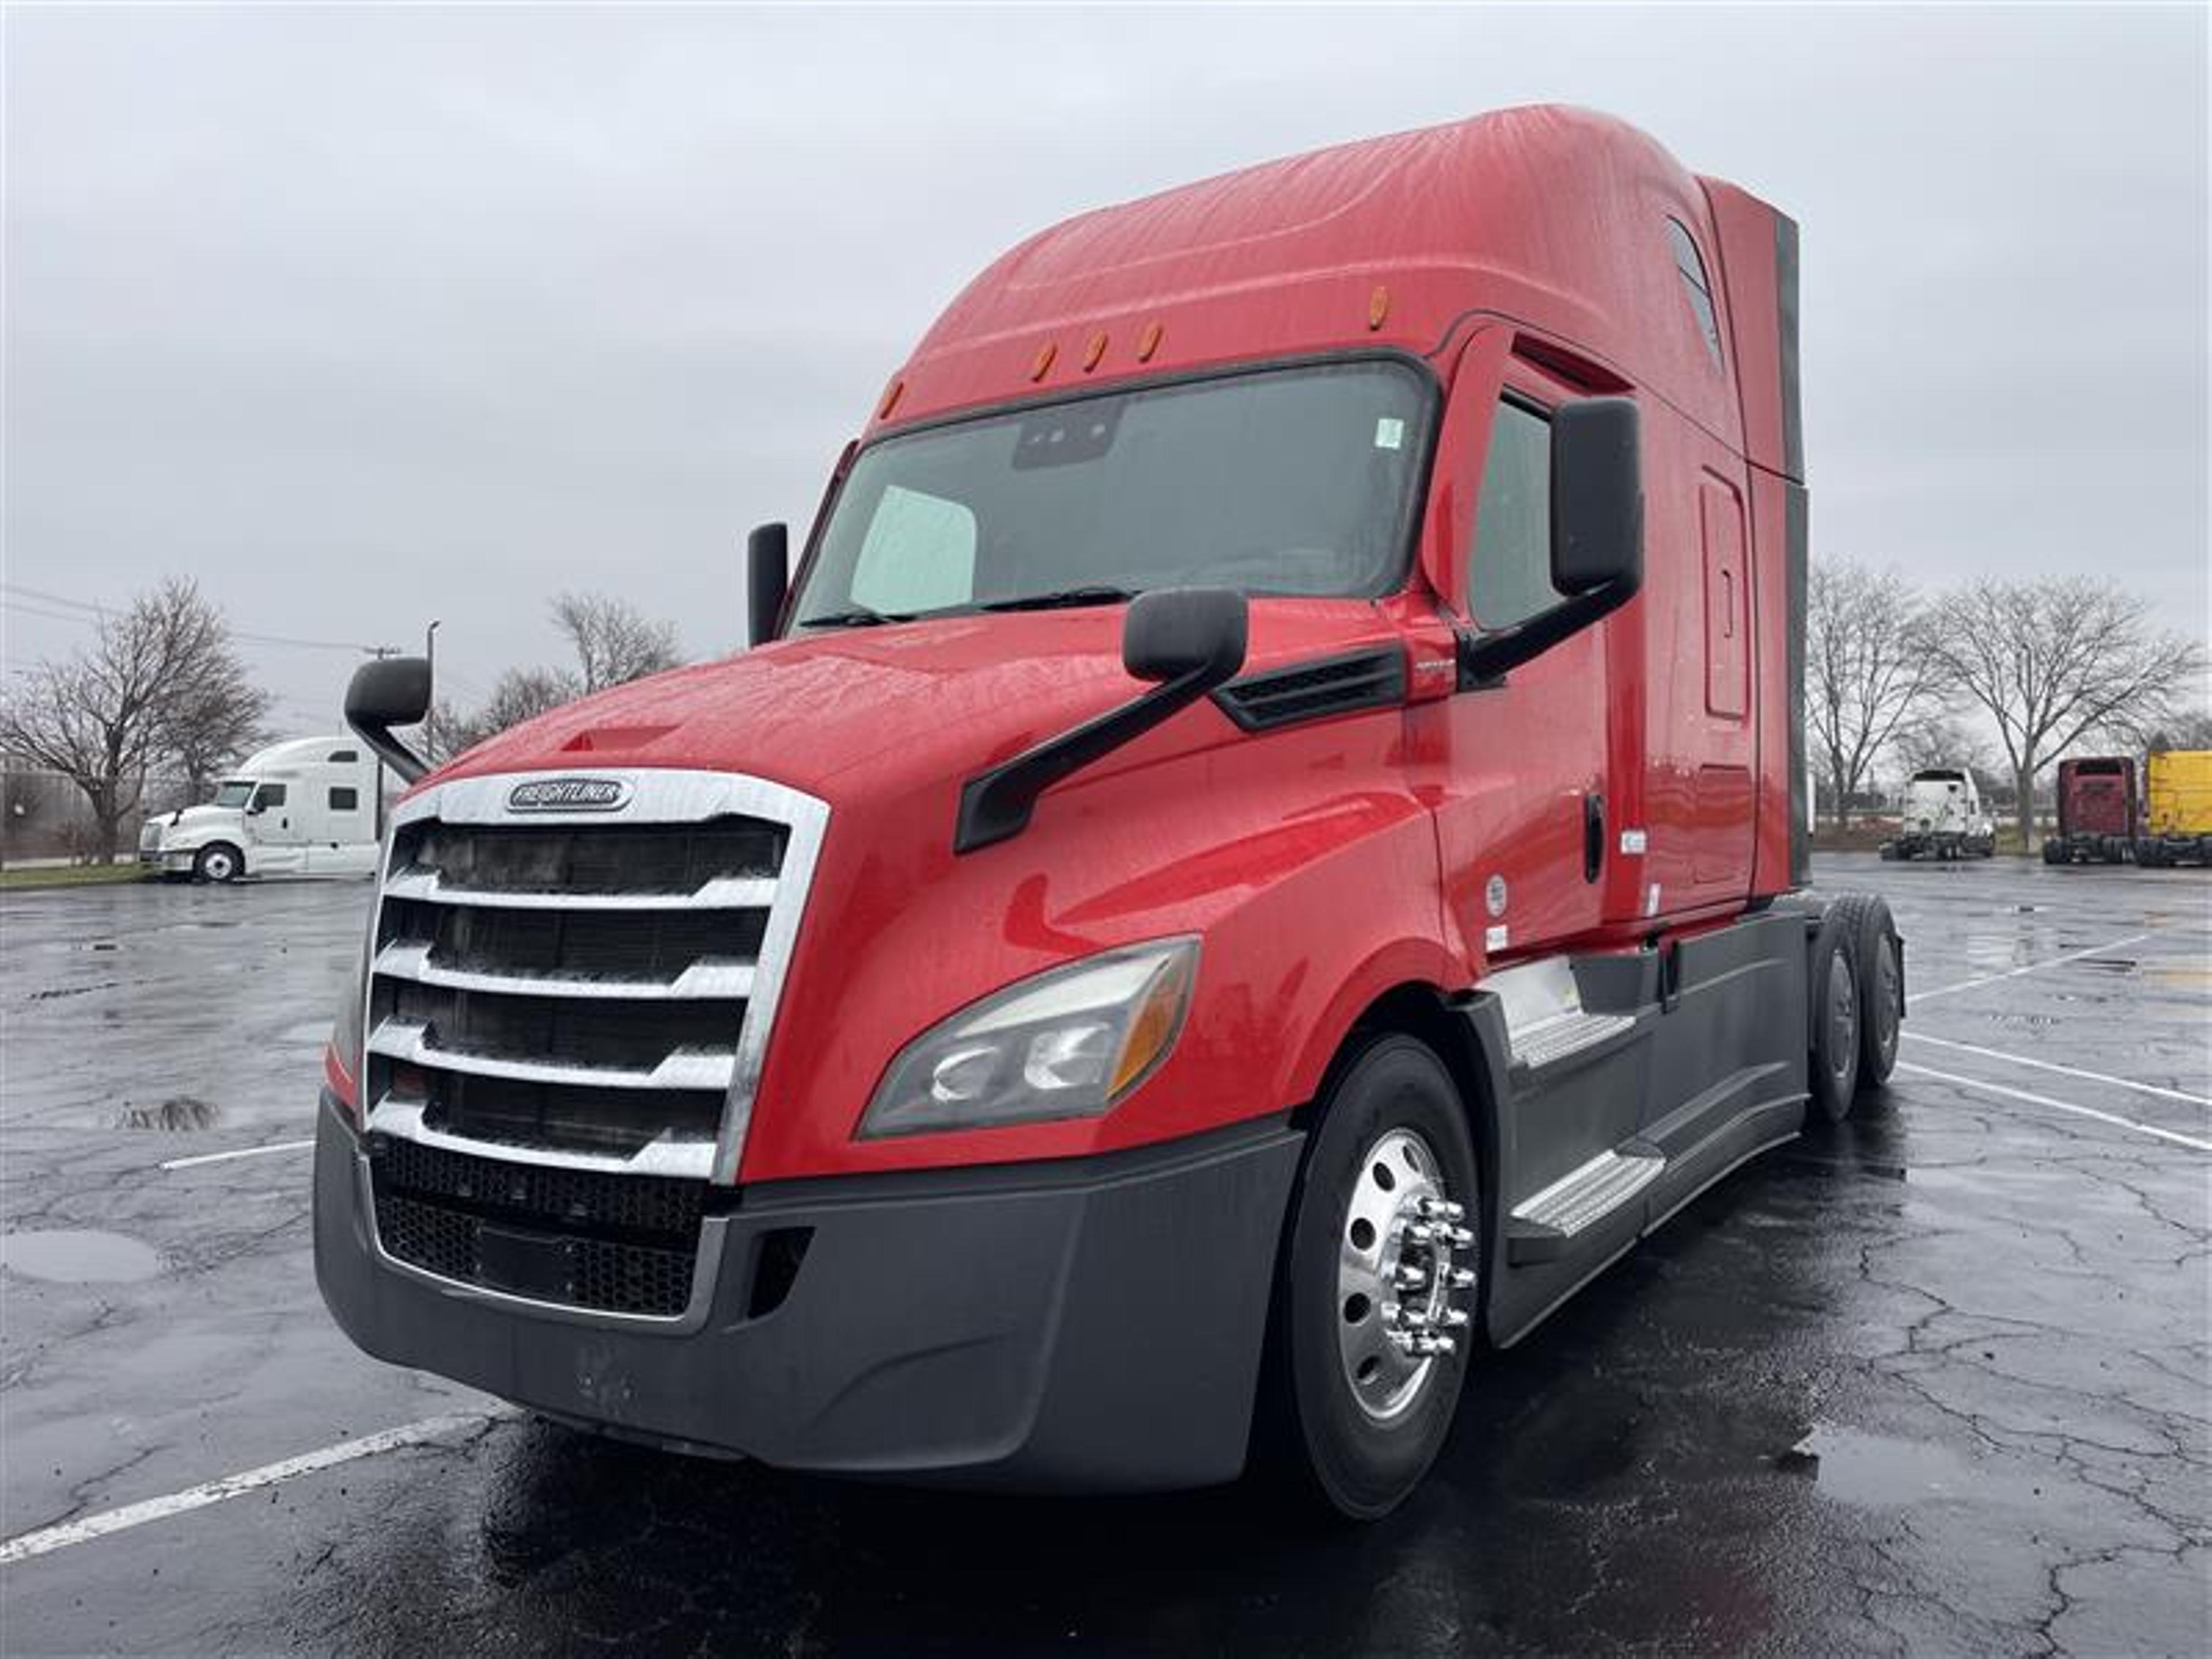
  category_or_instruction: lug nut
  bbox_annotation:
[1448,1267,1476,1290]
[1418,1198,1465,1222]
[1447,1225,1475,1249]
[1404,1221,1441,1245]
[1414,1332,1458,1357]
[1381,1301,1402,1326]
[1393,1264,1429,1290]
[1441,1308,1469,1328]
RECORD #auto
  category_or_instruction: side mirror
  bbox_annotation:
[954,588,1249,854]
[1461,397,1643,686]
[1122,586,1248,684]
[1550,397,1643,596]
[747,522,789,648]
[245,798,266,817]
[345,656,433,784]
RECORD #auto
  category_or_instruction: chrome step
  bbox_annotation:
[1510,1149,1666,1237]
[1513,1010,1636,1070]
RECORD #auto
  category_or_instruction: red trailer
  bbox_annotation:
[2044,757,2137,864]
[317,106,1902,1517]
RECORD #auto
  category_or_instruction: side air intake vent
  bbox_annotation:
[1213,647,1407,732]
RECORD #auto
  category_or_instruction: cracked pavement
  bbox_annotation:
[1,855,2206,1655]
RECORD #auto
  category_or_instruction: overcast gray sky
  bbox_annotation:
[5,2,2206,733]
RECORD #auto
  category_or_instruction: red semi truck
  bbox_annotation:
[317,106,1903,1517]
[2044,756,2138,865]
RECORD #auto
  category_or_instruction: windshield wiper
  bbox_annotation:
[977,585,1139,613]
[799,605,910,629]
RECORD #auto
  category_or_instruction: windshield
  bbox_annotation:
[211,781,253,809]
[790,360,1431,627]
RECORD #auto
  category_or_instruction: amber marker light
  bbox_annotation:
[877,378,905,419]
[1082,332,1109,372]
[1031,341,1058,381]
[1368,285,1391,330]
[1137,320,1164,362]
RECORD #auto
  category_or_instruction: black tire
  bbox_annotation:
[1805,909,1862,1122]
[2042,838,2065,865]
[194,842,244,884]
[1831,893,1901,1090]
[1878,842,1899,862]
[1260,1033,1478,1521]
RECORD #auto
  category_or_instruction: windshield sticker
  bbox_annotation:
[1373,416,1406,451]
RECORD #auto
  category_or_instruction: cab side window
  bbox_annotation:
[252,783,287,810]
[1467,400,1558,630]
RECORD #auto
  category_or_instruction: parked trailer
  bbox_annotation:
[2044,756,2137,865]
[2135,749,2212,867]
[1881,768,1995,860]
[314,106,1904,1518]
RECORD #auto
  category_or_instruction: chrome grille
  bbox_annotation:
[360,770,829,1204]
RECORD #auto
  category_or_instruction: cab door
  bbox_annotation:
[1422,336,1614,971]
[243,779,307,874]
[305,767,376,874]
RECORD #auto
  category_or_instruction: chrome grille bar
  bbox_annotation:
[382,866,776,911]
[372,939,756,1002]
[368,1017,738,1092]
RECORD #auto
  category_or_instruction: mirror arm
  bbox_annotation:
[1456,573,1641,690]
[955,661,1232,855]
[349,715,430,786]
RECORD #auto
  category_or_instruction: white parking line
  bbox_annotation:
[1897,1062,2212,1153]
[159,1139,315,1172]
[1902,1033,2212,1109]
[0,1410,509,1565]
[1907,929,2162,1007]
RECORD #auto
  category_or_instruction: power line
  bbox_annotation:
[0,584,391,654]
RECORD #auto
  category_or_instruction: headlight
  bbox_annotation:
[859,938,1198,1138]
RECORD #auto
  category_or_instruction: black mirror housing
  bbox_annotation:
[1122,586,1249,684]
[1460,397,1644,688]
[748,522,790,648]
[1550,396,1643,596]
[345,656,434,784]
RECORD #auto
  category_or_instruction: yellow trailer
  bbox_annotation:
[2137,749,2212,866]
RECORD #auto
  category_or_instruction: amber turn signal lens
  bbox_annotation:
[1368,285,1390,330]
[877,378,904,419]
[1137,320,1163,361]
[1031,342,1058,381]
[1108,949,1196,1100]
[1082,332,1108,372]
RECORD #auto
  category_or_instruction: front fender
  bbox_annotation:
[741,705,1455,1182]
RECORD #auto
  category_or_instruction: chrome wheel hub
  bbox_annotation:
[1336,1126,1474,1421]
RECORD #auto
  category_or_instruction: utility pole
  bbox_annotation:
[424,619,441,764]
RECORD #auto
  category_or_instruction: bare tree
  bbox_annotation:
[438,666,581,756]
[1806,560,1944,828]
[550,593,681,694]
[1889,713,1988,792]
[1923,577,2205,849]
[0,579,271,860]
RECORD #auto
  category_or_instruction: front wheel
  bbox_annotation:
[194,842,243,884]
[1262,1035,1479,1520]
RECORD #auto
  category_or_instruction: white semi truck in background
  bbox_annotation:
[139,737,384,882]
[1880,767,1996,861]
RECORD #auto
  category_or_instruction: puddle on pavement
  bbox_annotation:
[1,1229,162,1283]
[118,1095,222,1131]
[277,1020,332,1046]
[1778,1425,1978,1506]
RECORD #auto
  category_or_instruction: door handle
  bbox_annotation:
[1583,792,1605,884]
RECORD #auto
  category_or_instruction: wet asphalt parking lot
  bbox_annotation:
[1,853,2206,1657]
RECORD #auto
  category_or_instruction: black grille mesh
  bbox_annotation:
[408,820,782,895]
[1214,648,1407,731]
[388,902,766,982]
[389,982,742,1072]
[370,1135,705,1317]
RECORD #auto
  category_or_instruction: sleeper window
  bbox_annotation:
[1467,400,1559,630]
[1666,219,1724,370]
[328,786,360,812]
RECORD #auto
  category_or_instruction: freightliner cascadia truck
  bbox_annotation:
[316,106,1904,1518]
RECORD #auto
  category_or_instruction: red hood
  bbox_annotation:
[428,600,1404,805]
